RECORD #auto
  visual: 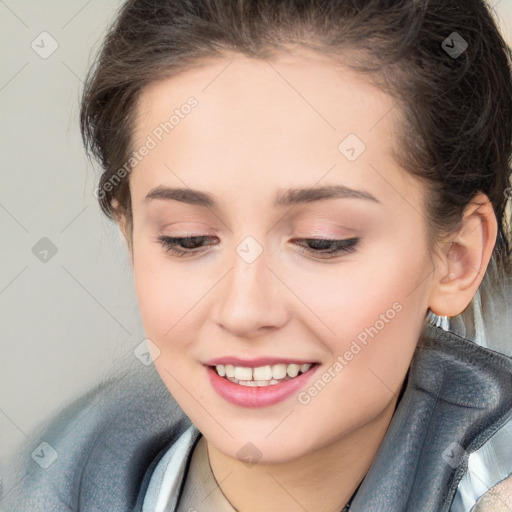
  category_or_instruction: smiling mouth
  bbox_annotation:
[210,362,318,387]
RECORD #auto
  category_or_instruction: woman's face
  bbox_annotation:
[127,49,439,463]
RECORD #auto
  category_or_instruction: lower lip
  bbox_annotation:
[205,364,320,408]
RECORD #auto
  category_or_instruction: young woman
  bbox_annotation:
[3,1,512,511]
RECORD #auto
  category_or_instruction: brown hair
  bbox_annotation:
[80,0,512,273]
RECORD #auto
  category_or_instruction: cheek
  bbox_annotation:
[132,242,204,344]
[284,238,429,341]
[284,240,430,395]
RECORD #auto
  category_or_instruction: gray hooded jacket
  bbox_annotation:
[2,324,512,512]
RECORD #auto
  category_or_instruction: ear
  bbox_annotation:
[428,192,498,317]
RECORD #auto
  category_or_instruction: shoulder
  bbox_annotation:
[1,362,191,512]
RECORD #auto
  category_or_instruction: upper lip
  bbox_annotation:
[204,357,318,367]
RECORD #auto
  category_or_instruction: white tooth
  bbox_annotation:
[234,366,253,381]
[300,363,312,373]
[254,380,270,386]
[272,364,287,379]
[269,379,280,385]
[225,365,236,378]
[240,380,258,387]
[216,364,226,377]
[253,365,273,380]
[286,364,300,378]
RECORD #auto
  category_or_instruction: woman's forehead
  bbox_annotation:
[134,50,396,135]
[132,51,402,171]
[128,52,426,226]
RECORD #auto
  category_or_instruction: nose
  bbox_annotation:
[214,243,289,339]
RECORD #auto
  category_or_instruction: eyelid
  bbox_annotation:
[292,237,359,259]
[294,224,358,237]
[156,234,360,260]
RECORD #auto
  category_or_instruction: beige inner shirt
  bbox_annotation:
[176,435,237,512]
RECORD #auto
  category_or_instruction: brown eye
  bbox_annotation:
[293,237,359,259]
[157,236,217,257]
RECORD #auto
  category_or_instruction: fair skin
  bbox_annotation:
[473,476,512,511]
[117,48,497,512]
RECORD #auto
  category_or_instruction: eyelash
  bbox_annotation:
[157,235,359,259]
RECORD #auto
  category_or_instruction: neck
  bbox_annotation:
[206,396,398,512]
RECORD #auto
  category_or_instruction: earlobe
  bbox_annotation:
[428,193,497,317]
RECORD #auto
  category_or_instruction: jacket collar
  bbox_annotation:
[135,324,512,512]
[350,324,512,511]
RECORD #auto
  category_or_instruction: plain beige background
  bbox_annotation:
[0,0,511,508]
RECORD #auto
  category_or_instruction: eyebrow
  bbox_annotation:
[145,184,380,208]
